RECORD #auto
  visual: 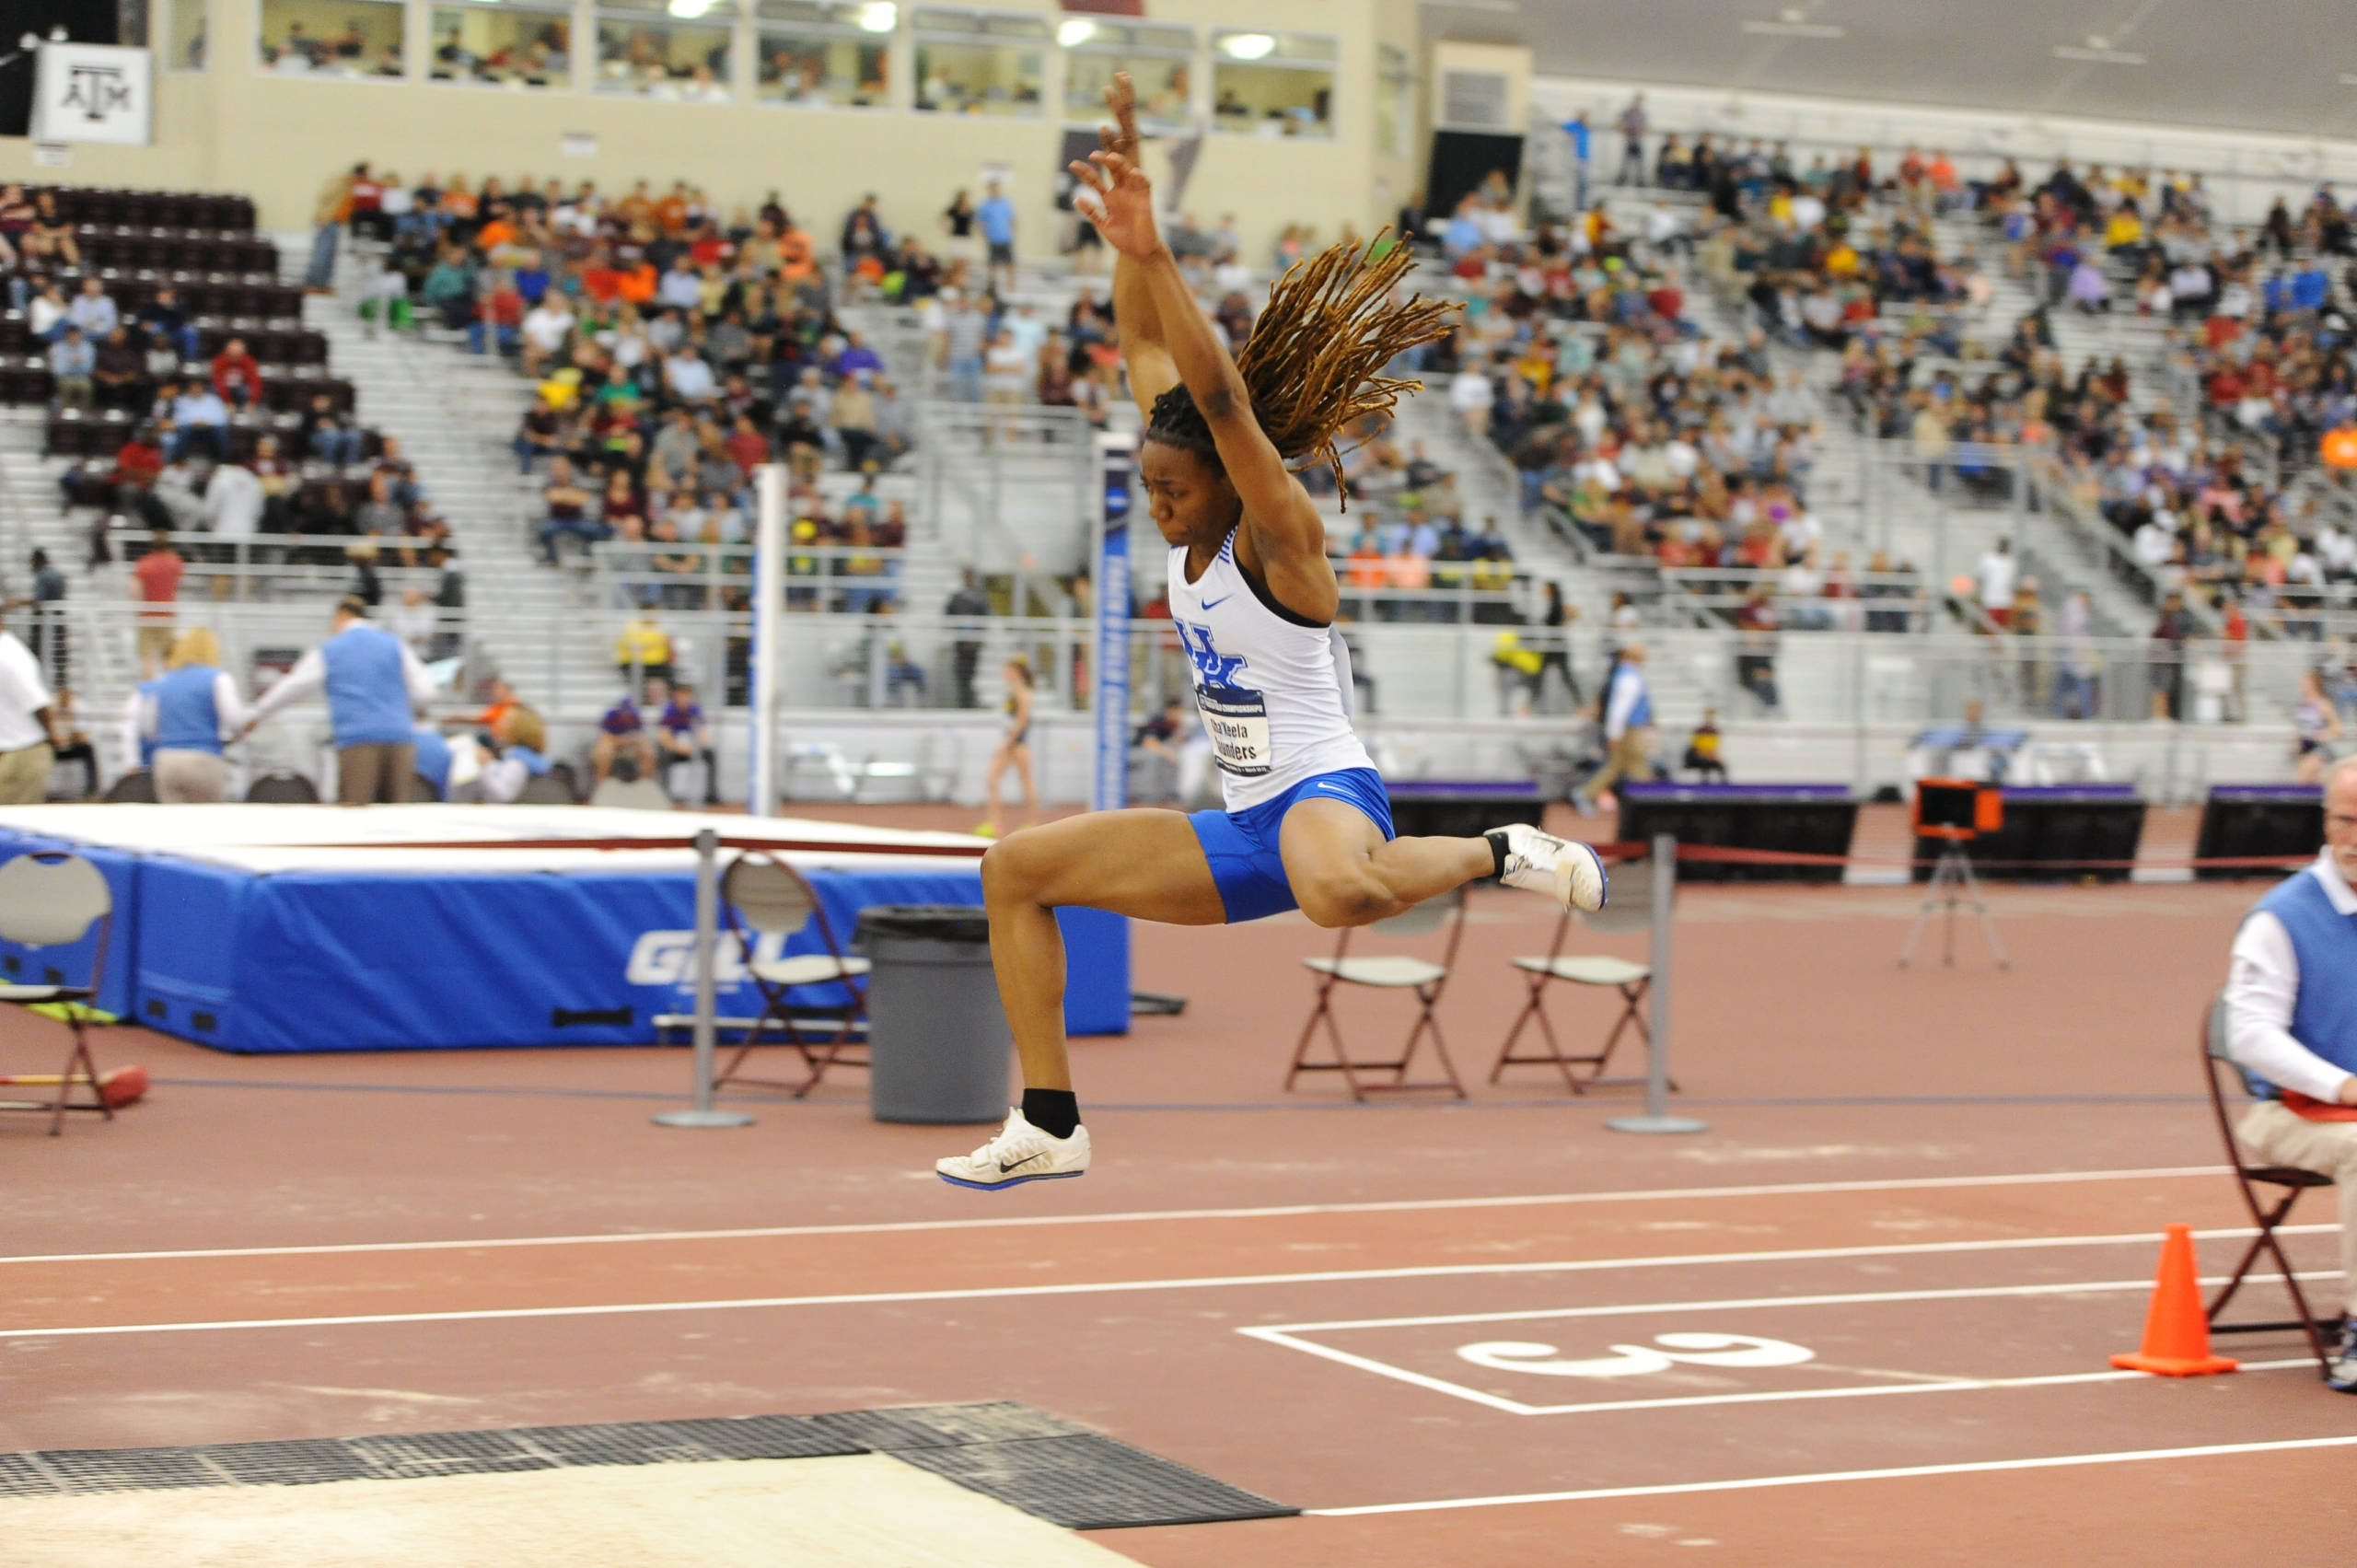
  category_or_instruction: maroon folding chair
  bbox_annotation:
[2201,992,2340,1374]
[0,852,118,1135]
[1286,888,1469,1100]
[1492,883,1663,1094]
[711,852,870,1098]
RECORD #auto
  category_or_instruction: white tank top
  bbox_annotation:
[1167,529,1373,810]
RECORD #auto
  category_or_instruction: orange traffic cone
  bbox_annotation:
[2110,1224,2238,1376]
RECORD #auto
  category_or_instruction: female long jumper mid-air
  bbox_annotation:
[937,76,1608,1191]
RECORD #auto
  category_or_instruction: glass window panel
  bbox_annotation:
[596,14,735,98]
[168,0,207,69]
[757,28,889,106]
[1212,33,1332,139]
[1214,29,1331,64]
[430,6,573,87]
[1062,52,1190,129]
[1061,18,1188,52]
[258,0,407,77]
[913,36,1041,115]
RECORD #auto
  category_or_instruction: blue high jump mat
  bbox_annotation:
[0,806,1128,1053]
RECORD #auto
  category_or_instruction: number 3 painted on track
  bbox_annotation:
[1455,1332,1817,1378]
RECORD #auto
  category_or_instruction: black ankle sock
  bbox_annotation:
[1486,829,1511,879]
[1022,1088,1081,1139]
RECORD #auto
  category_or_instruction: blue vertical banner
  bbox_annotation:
[1092,433,1135,812]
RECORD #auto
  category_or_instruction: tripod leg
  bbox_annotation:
[1898,850,1943,968]
[1957,851,2009,968]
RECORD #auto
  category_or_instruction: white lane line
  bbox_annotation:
[1237,1271,2340,1416]
[1,1224,2328,1342]
[1243,1257,2336,1334]
[0,1166,2233,1267]
[1306,1435,2357,1516]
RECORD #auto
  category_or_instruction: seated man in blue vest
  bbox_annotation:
[480,705,553,804]
[129,627,252,802]
[410,725,453,801]
[242,597,438,804]
[2224,754,2357,1393]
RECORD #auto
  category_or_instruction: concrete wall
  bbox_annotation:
[2,0,1422,267]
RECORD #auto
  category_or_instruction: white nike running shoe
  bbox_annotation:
[1489,823,1608,912]
[936,1109,1092,1191]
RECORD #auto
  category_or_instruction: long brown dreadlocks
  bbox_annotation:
[1144,233,1458,508]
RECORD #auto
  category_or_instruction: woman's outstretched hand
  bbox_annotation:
[1067,149,1161,261]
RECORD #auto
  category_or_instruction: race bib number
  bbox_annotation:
[1197,682,1273,777]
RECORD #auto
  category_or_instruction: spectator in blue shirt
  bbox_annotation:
[978,180,1016,296]
[1442,196,1485,261]
[655,679,715,804]
[168,384,229,461]
[1562,112,1592,210]
[66,277,117,341]
[48,327,94,410]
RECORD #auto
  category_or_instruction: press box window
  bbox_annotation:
[1058,17,1192,132]
[597,0,735,99]
[431,2,573,87]
[259,0,407,77]
[911,6,1044,116]
[758,0,893,108]
[1212,31,1334,139]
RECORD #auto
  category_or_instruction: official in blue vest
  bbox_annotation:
[242,597,437,804]
[410,726,453,801]
[2224,755,2357,1392]
[128,628,251,803]
[1576,643,1655,813]
[480,705,553,804]
[116,673,164,781]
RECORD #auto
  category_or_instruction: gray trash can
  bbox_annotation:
[853,905,1011,1124]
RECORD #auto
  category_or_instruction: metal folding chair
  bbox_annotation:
[515,772,577,806]
[589,775,672,810]
[1492,883,1661,1094]
[0,852,117,1135]
[2201,992,2340,1374]
[244,771,318,803]
[711,852,871,1097]
[1286,887,1469,1100]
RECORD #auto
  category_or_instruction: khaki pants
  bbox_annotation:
[1587,727,1654,799]
[337,742,414,806]
[2235,1098,2357,1316]
[0,742,52,804]
[154,749,233,804]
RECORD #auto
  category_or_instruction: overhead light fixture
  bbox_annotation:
[1220,32,1276,60]
[1056,17,1097,46]
[854,1,895,32]
[667,0,714,17]
[1742,18,1845,37]
[1417,0,1520,12]
[2051,43,2146,64]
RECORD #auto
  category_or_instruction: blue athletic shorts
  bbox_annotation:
[1188,766,1395,924]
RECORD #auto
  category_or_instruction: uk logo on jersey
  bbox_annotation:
[1174,619,1247,688]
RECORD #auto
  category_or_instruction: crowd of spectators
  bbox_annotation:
[1431,208,1927,639]
[318,165,958,581]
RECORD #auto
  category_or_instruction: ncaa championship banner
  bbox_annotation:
[30,43,153,145]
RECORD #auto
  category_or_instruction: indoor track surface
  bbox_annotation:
[6,837,2352,1564]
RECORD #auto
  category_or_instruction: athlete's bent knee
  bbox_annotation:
[1294,869,1395,929]
[980,839,1040,904]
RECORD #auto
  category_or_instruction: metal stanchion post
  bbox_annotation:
[1608,834,1707,1135]
[654,827,755,1129]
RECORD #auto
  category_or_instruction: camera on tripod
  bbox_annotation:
[1911,777,2003,842]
